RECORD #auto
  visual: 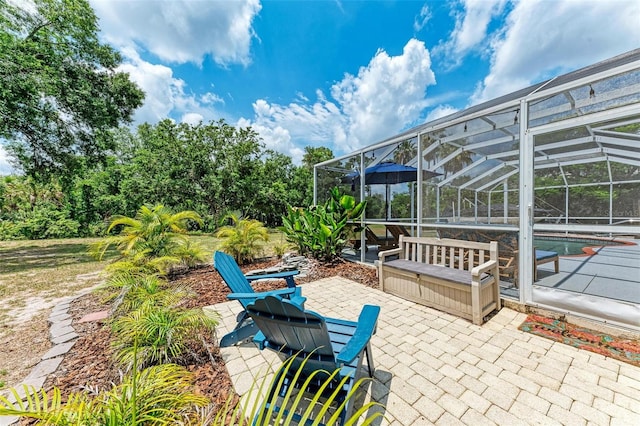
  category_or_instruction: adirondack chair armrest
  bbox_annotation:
[336,305,380,365]
[471,259,498,277]
[245,269,299,282]
[378,247,402,261]
[227,287,297,300]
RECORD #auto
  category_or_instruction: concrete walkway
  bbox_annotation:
[213,277,640,425]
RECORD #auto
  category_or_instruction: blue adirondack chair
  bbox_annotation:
[213,251,305,347]
[246,294,380,425]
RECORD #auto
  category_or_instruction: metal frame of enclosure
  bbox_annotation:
[314,49,640,330]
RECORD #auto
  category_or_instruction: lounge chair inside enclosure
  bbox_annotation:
[386,224,411,240]
[436,228,559,285]
[246,295,380,426]
[213,251,304,347]
[365,226,397,251]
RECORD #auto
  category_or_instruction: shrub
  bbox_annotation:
[111,304,219,370]
[1,206,80,240]
[215,213,269,264]
[0,363,209,425]
[90,204,207,275]
[280,187,366,261]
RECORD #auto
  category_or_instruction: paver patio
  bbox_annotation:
[211,277,640,425]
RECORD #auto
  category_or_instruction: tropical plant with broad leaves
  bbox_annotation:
[214,213,269,264]
[90,204,207,275]
[280,187,366,261]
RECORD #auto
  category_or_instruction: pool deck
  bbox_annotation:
[211,277,640,425]
[536,241,640,304]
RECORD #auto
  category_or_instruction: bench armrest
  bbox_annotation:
[471,259,498,277]
[336,305,380,365]
[378,247,402,262]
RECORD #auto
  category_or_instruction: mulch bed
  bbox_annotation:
[519,314,640,367]
[43,257,378,414]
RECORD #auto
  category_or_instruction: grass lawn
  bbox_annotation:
[0,230,289,390]
[0,231,288,324]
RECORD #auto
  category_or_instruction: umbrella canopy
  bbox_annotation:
[345,161,440,185]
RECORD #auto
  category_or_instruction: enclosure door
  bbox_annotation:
[525,112,640,331]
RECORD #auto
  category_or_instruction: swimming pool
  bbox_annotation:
[533,236,620,256]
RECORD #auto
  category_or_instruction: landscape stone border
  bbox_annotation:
[0,297,78,426]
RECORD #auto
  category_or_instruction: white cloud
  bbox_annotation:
[425,105,459,123]
[181,113,204,125]
[471,0,640,104]
[243,38,436,161]
[90,0,261,66]
[117,48,221,124]
[0,144,15,175]
[414,4,432,32]
[435,0,507,68]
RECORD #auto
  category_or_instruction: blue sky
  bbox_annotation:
[2,0,640,173]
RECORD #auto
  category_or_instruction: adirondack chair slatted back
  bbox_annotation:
[213,251,253,295]
[248,297,336,371]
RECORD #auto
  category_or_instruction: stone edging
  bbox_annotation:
[0,297,79,426]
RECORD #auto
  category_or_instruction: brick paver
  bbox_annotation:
[215,277,640,425]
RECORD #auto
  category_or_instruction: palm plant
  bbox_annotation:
[90,204,207,275]
[105,272,189,315]
[215,213,269,264]
[112,304,219,370]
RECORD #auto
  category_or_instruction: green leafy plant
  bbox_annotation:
[0,363,208,425]
[90,204,207,275]
[214,352,385,425]
[111,304,219,370]
[104,272,189,315]
[1,353,386,425]
[280,187,366,261]
[215,213,269,264]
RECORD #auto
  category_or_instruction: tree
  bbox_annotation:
[297,146,334,206]
[393,139,417,165]
[0,0,144,180]
[302,146,333,169]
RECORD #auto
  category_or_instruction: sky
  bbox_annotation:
[2,0,640,174]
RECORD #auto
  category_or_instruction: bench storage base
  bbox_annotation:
[380,264,499,324]
[378,237,501,325]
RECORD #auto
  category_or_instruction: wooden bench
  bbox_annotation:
[378,236,501,325]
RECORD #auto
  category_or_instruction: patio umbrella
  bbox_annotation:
[344,161,440,219]
[344,161,440,185]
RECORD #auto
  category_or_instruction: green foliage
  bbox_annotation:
[281,187,366,261]
[0,121,328,239]
[90,204,206,275]
[215,213,269,264]
[0,0,144,180]
[111,304,219,370]
[215,352,385,425]
[15,205,81,239]
[1,354,385,425]
[0,364,208,425]
[104,273,188,315]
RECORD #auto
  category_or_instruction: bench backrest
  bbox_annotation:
[397,236,498,272]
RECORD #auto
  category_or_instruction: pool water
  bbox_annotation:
[533,237,615,256]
